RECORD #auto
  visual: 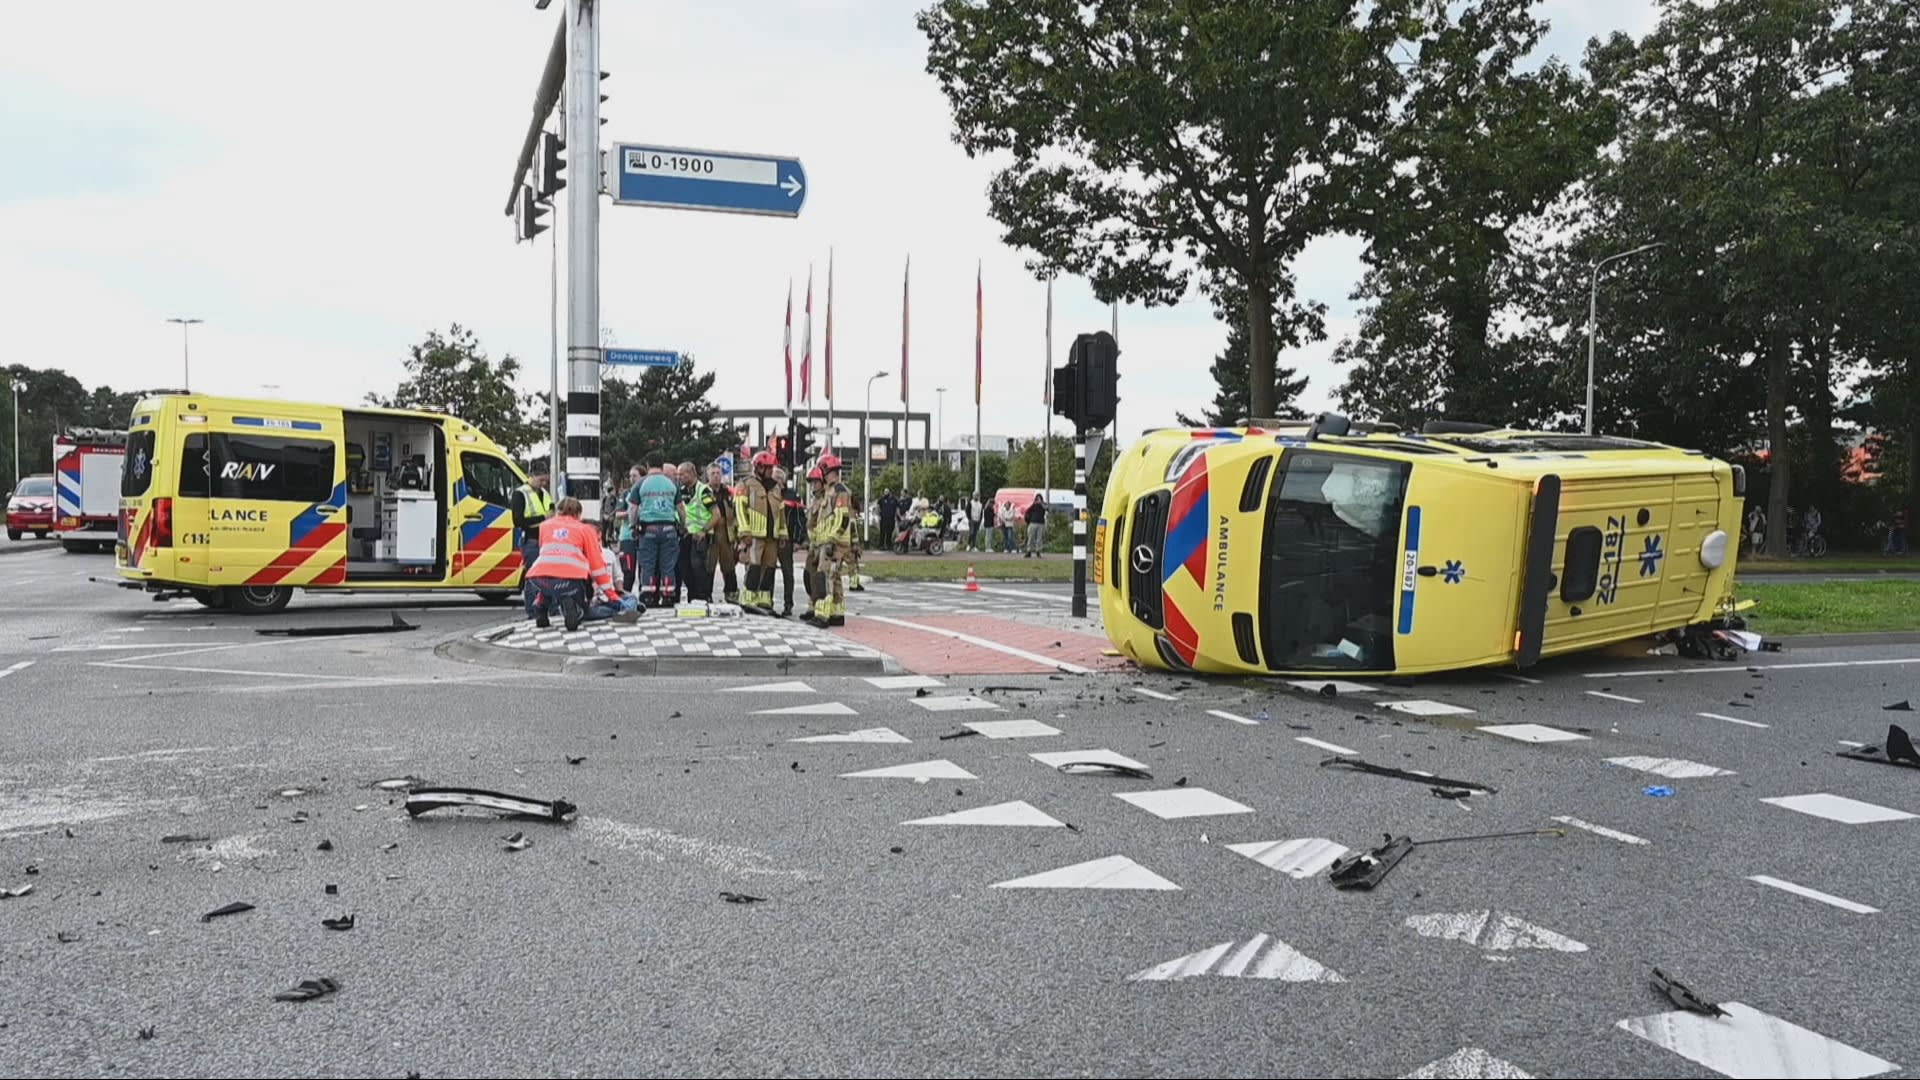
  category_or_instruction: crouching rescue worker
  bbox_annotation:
[525,497,607,632]
[737,450,788,616]
[806,454,854,628]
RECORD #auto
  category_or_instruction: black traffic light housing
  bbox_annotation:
[1052,331,1120,430]
[789,421,816,470]
[772,434,792,468]
[513,184,549,242]
[534,130,566,200]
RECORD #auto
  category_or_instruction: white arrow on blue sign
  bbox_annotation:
[604,348,680,368]
[611,143,806,219]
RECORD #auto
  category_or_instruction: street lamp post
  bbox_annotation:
[935,387,947,467]
[167,317,203,391]
[10,378,26,490]
[1584,242,1665,435]
[864,370,890,542]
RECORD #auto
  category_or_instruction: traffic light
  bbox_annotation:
[513,183,549,242]
[790,421,816,468]
[1072,330,1120,429]
[772,434,791,466]
[534,130,565,200]
[1052,360,1077,423]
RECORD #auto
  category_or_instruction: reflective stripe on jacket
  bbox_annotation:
[527,516,609,581]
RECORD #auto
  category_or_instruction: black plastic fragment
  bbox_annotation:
[1328,834,1414,890]
[1886,700,1914,712]
[566,756,586,766]
[160,834,209,845]
[321,914,356,931]
[1319,683,1338,698]
[1430,787,1472,799]
[1839,725,1920,770]
[316,839,334,852]
[404,787,577,822]
[938,729,981,741]
[1054,761,1153,780]
[200,902,254,923]
[719,892,766,904]
[1320,756,1496,793]
[257,613,417,637]
[274,977,340,1003]
[1652,967,1725,1016]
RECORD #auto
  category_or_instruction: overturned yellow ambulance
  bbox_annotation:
[1095,416,1744,677]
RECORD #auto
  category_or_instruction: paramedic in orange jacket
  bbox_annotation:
[525,497,609,632]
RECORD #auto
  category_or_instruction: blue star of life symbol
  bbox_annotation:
[1441,559,1466,584]
[1638,534,1665,577]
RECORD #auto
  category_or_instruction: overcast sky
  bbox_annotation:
[0,1,1657,453]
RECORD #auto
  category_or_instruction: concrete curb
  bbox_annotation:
[1767,631,1920,648]
[0,541,58,556]
[437,636,898,678]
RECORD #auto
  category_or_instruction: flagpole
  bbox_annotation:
[1043,276,1053,499]
[825,248,835,458]
[804,264,815,452]
[901,254,911,497]
[974,260,983,499]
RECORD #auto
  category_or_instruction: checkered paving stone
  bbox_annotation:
[478,617,885,660]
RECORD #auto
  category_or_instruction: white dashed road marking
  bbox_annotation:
[1762,793,1918,825]
[1551,816,1649,845]
[1206,709,1260,726]
[1747,875,1879,915]
[1606,756,1736,779]
[1295,736,1358,755]
[1479,723,1589,743]
[1585,690,1644,704]
[1700,711,1770,728]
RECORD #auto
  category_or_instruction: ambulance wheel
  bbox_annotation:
[224,586,292,615]
[190,589,229,609]
[477,590,517,604]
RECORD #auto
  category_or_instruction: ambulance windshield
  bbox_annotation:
[1258,450,1409,671]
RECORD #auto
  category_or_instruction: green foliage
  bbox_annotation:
[1178,293,1312,426]
[370,325,545,456]
[1,365,145,490]
[920,0,1414,418]
[597,359,744,475]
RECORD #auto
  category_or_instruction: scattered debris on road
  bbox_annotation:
[938,729,980,741]
[258,612,417,637]
[503,832,533,852]
[200,902,253,922]
[1886,700,1913,712]
[1431,787,1472,800]
[1839,725,1920,770]
[566,755,586,765]
[373,777,422,791]
[317,839,334,851]
[1055,760,1153,780]
[274,977,340,1003]
[1652,967,1725,1016]
[1321,756,1496,793]
[1644,786,1676,797]
[325,884,338,895]
[321,915,356,931]
[1,883,33,899]
[1329,835,1414,890]
[719,892,766,904]
[404,787,578,822]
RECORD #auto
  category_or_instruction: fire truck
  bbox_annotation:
[53,428,127,554]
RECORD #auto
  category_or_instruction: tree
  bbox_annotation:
[597,357,744,473]
[1006,433,1118,510]
[370,325,544,457]
[1,365,142,487]
[920,0,1413,419]
[1178,302,1312,427]
[1333,0,1614,428]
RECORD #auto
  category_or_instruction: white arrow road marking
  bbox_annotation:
[790,727,910,744]
[992,854,1180,891]
[903,801,1064,828]
[1404,911,1588,953]
[723,680,817,693]
[909,695,1000,713]
[1400,1048,1537,1079]
[1115,788,1254,820]
[962,719,1060,739]
[1127,933,1344,982]
[1226,838,1351,878]
[1479,723,1589,743]
[840,760,975,781]
[1030,748,1149,772]
[1616,1001,1898,1079]
[753,702,857,716]
[1606,755,1736,778]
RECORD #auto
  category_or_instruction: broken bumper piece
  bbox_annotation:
[404,787,577,822]
[1838,724,1920,770]
[1328,834,1414,890]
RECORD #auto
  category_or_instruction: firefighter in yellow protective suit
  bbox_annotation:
[805,454,855,627]
[736,450,788,616]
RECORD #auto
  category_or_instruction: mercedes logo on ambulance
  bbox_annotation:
[1131,544,1156,576]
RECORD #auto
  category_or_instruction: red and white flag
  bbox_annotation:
[974,261,983,407]
[824,250,835,405]
[800,266,814,406]
[783,280,793,412]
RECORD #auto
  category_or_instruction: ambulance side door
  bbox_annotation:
[451,451,525,588]
[212,422,349,589]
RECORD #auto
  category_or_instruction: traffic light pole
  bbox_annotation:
[1072,425,1088,619]
[563,0,603,517]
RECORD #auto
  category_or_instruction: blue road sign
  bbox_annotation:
[612,143,806,218]
[714,455,734,483]
[604,348,679,368]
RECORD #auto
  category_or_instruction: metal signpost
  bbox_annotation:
[611,144,807,218]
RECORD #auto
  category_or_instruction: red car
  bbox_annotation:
[7,474,55,540]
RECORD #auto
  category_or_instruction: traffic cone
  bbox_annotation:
[965,564,980,592]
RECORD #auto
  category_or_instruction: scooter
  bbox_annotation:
[893,524,944,556]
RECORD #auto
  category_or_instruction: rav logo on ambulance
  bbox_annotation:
[220,461,277,482]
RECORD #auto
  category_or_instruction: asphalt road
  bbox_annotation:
[2,546,1916,1078]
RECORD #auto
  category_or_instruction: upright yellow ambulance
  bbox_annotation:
[116,393,532,613]
[1096,416,1745,676]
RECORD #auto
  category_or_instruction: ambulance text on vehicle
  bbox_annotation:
[116,393,532,613]
[1095,416,1745,677]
